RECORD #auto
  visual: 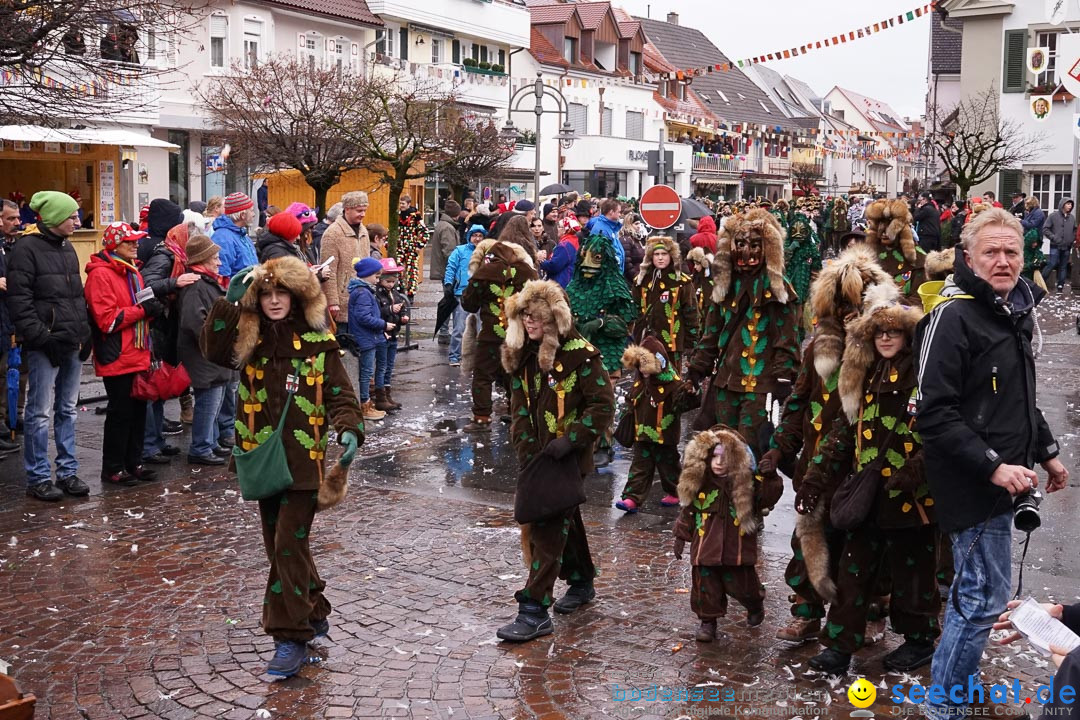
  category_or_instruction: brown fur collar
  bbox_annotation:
[635,235,681,285]
[838,283,923,421]
[501,280,574,373]
[864,199,917,264]
[467,238,536,277]
[686,246,713,271]
[621,343,663,375]
[678,426,759,535]
[809,245,897,378]
[711,208,788,304]
[234,256,328,366]
[924,248,955,281]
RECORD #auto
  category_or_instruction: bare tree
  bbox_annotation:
[0,0,206,124]
[932,87,1049,200]
[199,55,373,216]
[790,161,823,196]
[336,74,514,249]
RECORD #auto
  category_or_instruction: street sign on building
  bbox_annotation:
[639,184,681,230]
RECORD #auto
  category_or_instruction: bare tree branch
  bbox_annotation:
[790,161,823,195]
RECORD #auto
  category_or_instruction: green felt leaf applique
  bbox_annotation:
[886,449,906,469]
[545,411,558,434]
[293,429,316,449]
[858,446,879,466]
[254,426,274,444]
[562,338,587,351]
[213,318,226,332]
[293,395,316,415]
[880,415,897,430]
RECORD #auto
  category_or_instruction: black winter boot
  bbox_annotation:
[553,584,596,614]
[496,602,553,642]
[882,639,935,672]
[808,647,852,675]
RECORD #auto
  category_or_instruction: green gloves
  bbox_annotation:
[226,266,256,303]
[339,431,358,466]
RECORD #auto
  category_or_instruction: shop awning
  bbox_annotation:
[0,125,179,150]
[695,178,739,187]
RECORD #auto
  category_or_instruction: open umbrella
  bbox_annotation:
[680,197,713,220]
[7,339,19,441]
[539,183,573,196]
[432,292,458,338]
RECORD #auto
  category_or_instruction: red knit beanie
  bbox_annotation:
[223,192,253,215]
[267,211,301,241]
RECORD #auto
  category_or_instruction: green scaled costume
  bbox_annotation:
[567,234,639,373]
[784,211,822,305]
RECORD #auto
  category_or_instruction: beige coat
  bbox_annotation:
[320,216,370,321]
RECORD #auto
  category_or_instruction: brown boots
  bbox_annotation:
[373,388,394,413]
[361,399,385,421]
[384,386,402,410]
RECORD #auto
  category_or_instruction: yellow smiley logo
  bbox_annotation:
[847,677,877,708]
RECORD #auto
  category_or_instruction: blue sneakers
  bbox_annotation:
[266,639,307,677]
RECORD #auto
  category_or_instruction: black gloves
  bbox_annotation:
[542,436,574,459]
[795,476,824,515]
[40,337,63,368]
[142,298,164,319]
[443,284,455,302]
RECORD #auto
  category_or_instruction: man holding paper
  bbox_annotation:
[996,600,1080,717]
[915,208,1069,719]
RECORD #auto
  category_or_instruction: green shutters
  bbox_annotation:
[399,27,408,61]
[452,39,460,64]
[999,169,1022,201]
[1002,29,1027,93]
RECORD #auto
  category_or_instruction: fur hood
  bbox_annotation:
[678,425,759,535]
[467,238,535,277]
[864,198,917,264]
[234,256,328,366]
[621,335,675,377]
[501,279,574,373]
[711,208,788,304]
[635,235,681,285]
[838,283,923,421]
[686,246,713,270]
[924,248,955,281]
[809,245,897,378]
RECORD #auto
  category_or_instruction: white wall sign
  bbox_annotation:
[98,160,115,224]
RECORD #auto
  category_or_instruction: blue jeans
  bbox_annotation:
[218,376,238,443]
[926,512,1013,719]
[143,399,165,457]
[449,304,469,363]
[24,349,80,486]
[191,384,226,458]
[358,348,375,402]
[1048,247,1070,289]
[376,340,398,387]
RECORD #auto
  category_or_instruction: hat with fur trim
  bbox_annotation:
[677,425,758,533]
[233,256,328,366]
[712,208,788,304]
[863,198,916,263]
[621,335,672,377]
[501,279,574,373]
[924,248,954,281]
[837,283,923,421]
[635,235,681,285]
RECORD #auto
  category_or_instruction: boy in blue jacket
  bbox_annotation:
[443,224,485,366]
[348,257,392,421]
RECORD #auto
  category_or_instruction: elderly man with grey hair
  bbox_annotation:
[322,191,370,322]
[915,207,1068,720]
[210,192,257,280]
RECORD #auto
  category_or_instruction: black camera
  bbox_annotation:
[1013,490,1042,533]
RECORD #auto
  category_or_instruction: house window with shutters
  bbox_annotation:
[601,107,613,136]
[1035,31,1058,87]
[243,19,262,69]
[431,37,444,64]
[999,169,1022,202]
[376,24,396,59]
[301,31,324,70]
[567,102,588,135]
[1002,29,1027,93]
[626,110,643,140]
[209,14,228,69]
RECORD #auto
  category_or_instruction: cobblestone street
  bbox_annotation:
[3,296,1080,720]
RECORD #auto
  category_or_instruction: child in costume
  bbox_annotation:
[615,336,693,512]
[673,425,783,642]
[632,235,699,368]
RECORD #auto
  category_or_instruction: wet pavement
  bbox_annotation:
[2,293,1080,720]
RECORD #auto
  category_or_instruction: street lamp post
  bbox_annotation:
[500,72,577,206]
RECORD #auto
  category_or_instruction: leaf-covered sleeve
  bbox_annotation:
[806,412,855,499]
[459,277,483,313]
[508,369,538,468]
[766,300,801,385]
[757,472,785,512]
[686,302,722,383]
[323,348,365,445]
[565,354,614,451]
[673,506,694,542]
[770,343,816,457]
[200,299,243,370]
[680,278,700,346]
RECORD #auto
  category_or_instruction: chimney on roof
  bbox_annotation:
[667,11,678,25]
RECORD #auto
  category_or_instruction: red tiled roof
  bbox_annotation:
[528,4,578,24]
[653,91,716,123]
[266,0,382,26]
[529,27,568,68]
[642,40,676,73]
[834,87,908,132]
[574,2,612,30]
[617,20,641,39]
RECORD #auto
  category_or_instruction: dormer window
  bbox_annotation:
[564,36,578,64]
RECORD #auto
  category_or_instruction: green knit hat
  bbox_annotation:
[29,191,79,229]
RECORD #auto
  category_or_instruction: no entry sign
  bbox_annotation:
[639,185,681,230]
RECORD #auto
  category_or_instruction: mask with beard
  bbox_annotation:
[733,234,764,274]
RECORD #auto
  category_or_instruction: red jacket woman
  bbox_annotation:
[84,222,164,485]
[689,215,718,254]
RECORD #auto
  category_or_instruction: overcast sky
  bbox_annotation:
[618,0,932,118]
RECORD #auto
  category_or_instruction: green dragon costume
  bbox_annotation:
[567,234,639,374]
[785,210,823,307]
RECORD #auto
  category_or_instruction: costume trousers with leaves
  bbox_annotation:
[516,507,596,608]
[259,490,330,643]
[621,441,680,503]
[824,523,940,654]
[472,340,507,419]
[692,565,765,620]
[711,389,770,455]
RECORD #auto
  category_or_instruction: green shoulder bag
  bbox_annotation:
[233,375,297,501]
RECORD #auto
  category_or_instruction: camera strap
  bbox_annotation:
[949,495,1023,626]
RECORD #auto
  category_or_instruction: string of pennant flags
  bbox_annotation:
[645,2,936,83]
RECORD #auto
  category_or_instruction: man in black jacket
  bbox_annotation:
[915,207,1068,719]
[7,192,91,501]
[0,201,24,453]
[913,192,941,252]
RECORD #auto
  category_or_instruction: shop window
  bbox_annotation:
[209,14,228,69]
[243,19,262,69]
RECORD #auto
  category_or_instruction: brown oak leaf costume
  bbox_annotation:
[632,235,699,366]
[863,198,927,305]
[201,256,364,644]
[502,280,615,608]
[769,245,896,620]
[686,209,800,454]
[673,426,783,621]
[686,246,715,321]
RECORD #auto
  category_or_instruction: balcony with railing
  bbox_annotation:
[411,62,509,109]
[692,153,762,175]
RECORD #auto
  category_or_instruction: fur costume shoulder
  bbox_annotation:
[502,279,599,374]
[678,425,759,534]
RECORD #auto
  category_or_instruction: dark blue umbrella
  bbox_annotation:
[7,341,19,439]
